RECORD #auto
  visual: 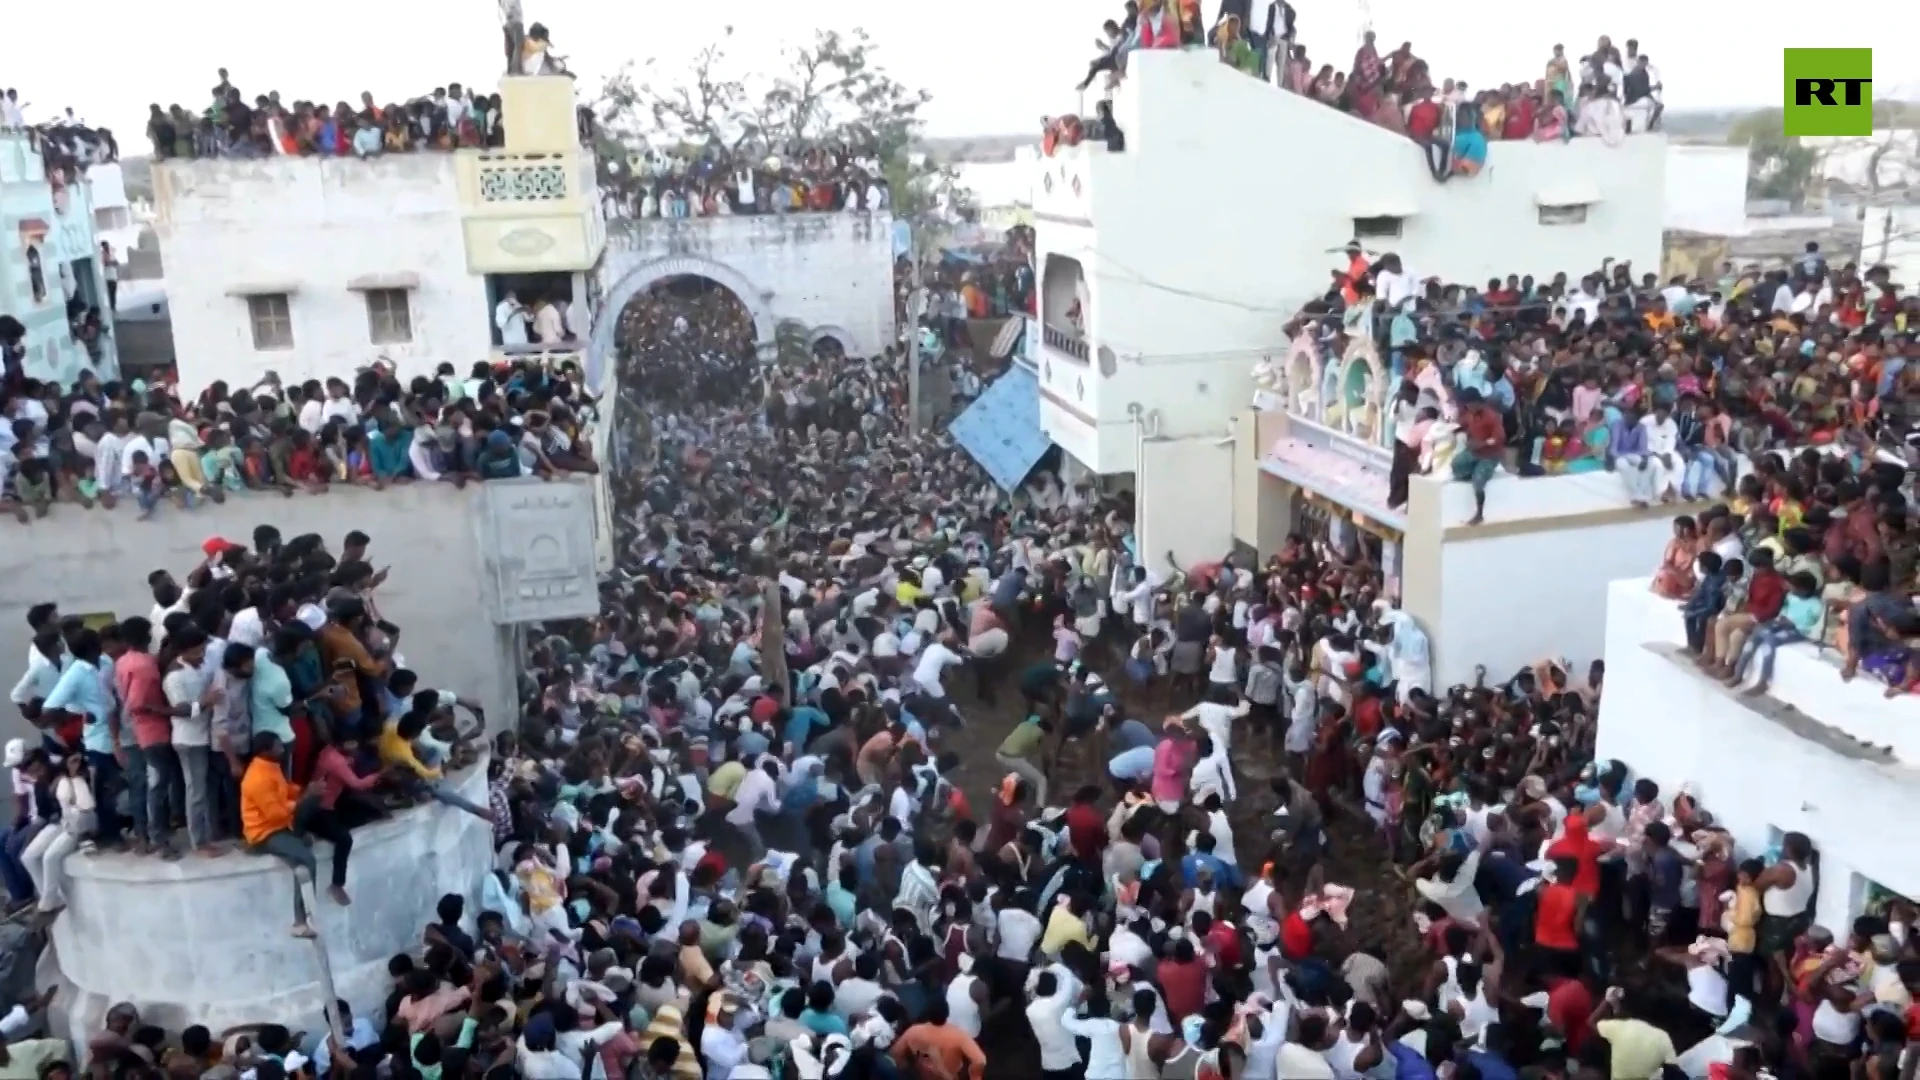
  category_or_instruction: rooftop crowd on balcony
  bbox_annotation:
[0,343,600,522]
[1076,0,1659,171]
[2,90,121,174]
[1286,242,1920,523]
[600,142,891,219]
[143,68,596,161]
[4,528,493,926]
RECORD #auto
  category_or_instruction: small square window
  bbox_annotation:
[364,288,414,345]
[1538,204,1589,226]
[246,293,293,351]
[1353,215,1403,240]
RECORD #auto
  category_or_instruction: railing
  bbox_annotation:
[1043,323,1090,363]
[471,151,575,204]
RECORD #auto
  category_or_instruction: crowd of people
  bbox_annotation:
[0,92,120,178]
[0,353,600,523]
[3,241,1916,1080]
[600,144,891,221]
[1280,241,1920,525]
[1075,1,1657,175]
[144,67,593,161]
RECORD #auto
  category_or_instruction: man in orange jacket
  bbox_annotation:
[240,732,334,937]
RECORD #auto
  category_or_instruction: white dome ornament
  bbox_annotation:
[1250,355,1286,411]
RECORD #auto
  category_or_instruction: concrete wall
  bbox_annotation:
[1,133,115,387]
[1136,434,1236,570]
[1596,577,1920,935]
[598,213,897,358]
[1032,50,1664,473]
[1664,145,1751,237]
[0,483,542,741]
[41,760,492,1040]
[153,155,491,394]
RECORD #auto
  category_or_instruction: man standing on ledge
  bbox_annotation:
[501,0,526,76]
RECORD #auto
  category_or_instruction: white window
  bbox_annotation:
[246,293,293,350]
[1537,204,1589,226]
[1353,215,1403,240]
[364,288,414,344]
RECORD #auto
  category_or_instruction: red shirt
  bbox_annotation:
[1280,911,1313,960]
[1205,920,1244,970]
[1534,881,1581,951]
[1407,100,1441,140]
[1066,803,1106,863]
[115,651,171,749]
[312,745,380,809]
[1157,957,1208,1021]
[1462,405,1505,458]
[1352,696,1384,740]
[1546,977,1594,1053]
[1745,569,1787,622]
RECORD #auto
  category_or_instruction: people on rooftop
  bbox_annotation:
[1292,243,1919,524]
[600,142,891,220]
[143,69,596,160]
[0,356,600,521]
[1,91,119,174]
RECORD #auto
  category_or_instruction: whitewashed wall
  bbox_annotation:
[155,155,491,394]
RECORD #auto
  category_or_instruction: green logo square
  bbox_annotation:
[1784,48,1873,136]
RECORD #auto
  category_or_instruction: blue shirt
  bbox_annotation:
[783,706,829,752]
[799,1010,847,1037]
[250,650,296,744]
[46,658,113,754]
[1180,851,1241,889]
[1109,745,1155,781]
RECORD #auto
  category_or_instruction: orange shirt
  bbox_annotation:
[891,1022,985,1080]
[240,756,298,844]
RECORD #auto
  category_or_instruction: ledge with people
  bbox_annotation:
[0,350,602,523]
[1274,242,1912,527]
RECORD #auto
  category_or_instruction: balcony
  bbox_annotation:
[457,149,603,274]
[1042,323,1089,363]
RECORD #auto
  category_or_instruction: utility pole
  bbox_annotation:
[906,268,929,435]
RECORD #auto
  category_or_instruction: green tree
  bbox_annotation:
[1727,109,1820,208]
[595,28,960,234]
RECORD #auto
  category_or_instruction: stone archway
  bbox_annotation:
[588,254,778,390]
[807,324,855,354]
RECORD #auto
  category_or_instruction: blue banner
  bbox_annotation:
[949,366,1050,491]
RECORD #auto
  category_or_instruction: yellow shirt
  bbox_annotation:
[1596,1018,1675,1080]
[1040,906,1091,957]
[706,761,747,800]
[377,721,442,782]
[895,581,924,607]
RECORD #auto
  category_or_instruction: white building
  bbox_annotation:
[589,210,898,376]
[1597,577,1920,934]
[1031,49,1666,570]
[154,77,607,395]
[0,132,117,385]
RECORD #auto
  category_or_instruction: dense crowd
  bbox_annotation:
[601,143,891,220]
[1276,243,1920,524]
[145,66,593,161]
[4,237,1915,1080]
[0,350,599,522]
[1075,1,1656,176]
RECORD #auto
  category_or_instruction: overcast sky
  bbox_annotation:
[11,0,1918,142]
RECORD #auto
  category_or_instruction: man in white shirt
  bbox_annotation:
[911,635,966,699]
[725,758,782,858]
[495,293,530,347]
[1027,968,1082,1077]
[1633,403,1681,503]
